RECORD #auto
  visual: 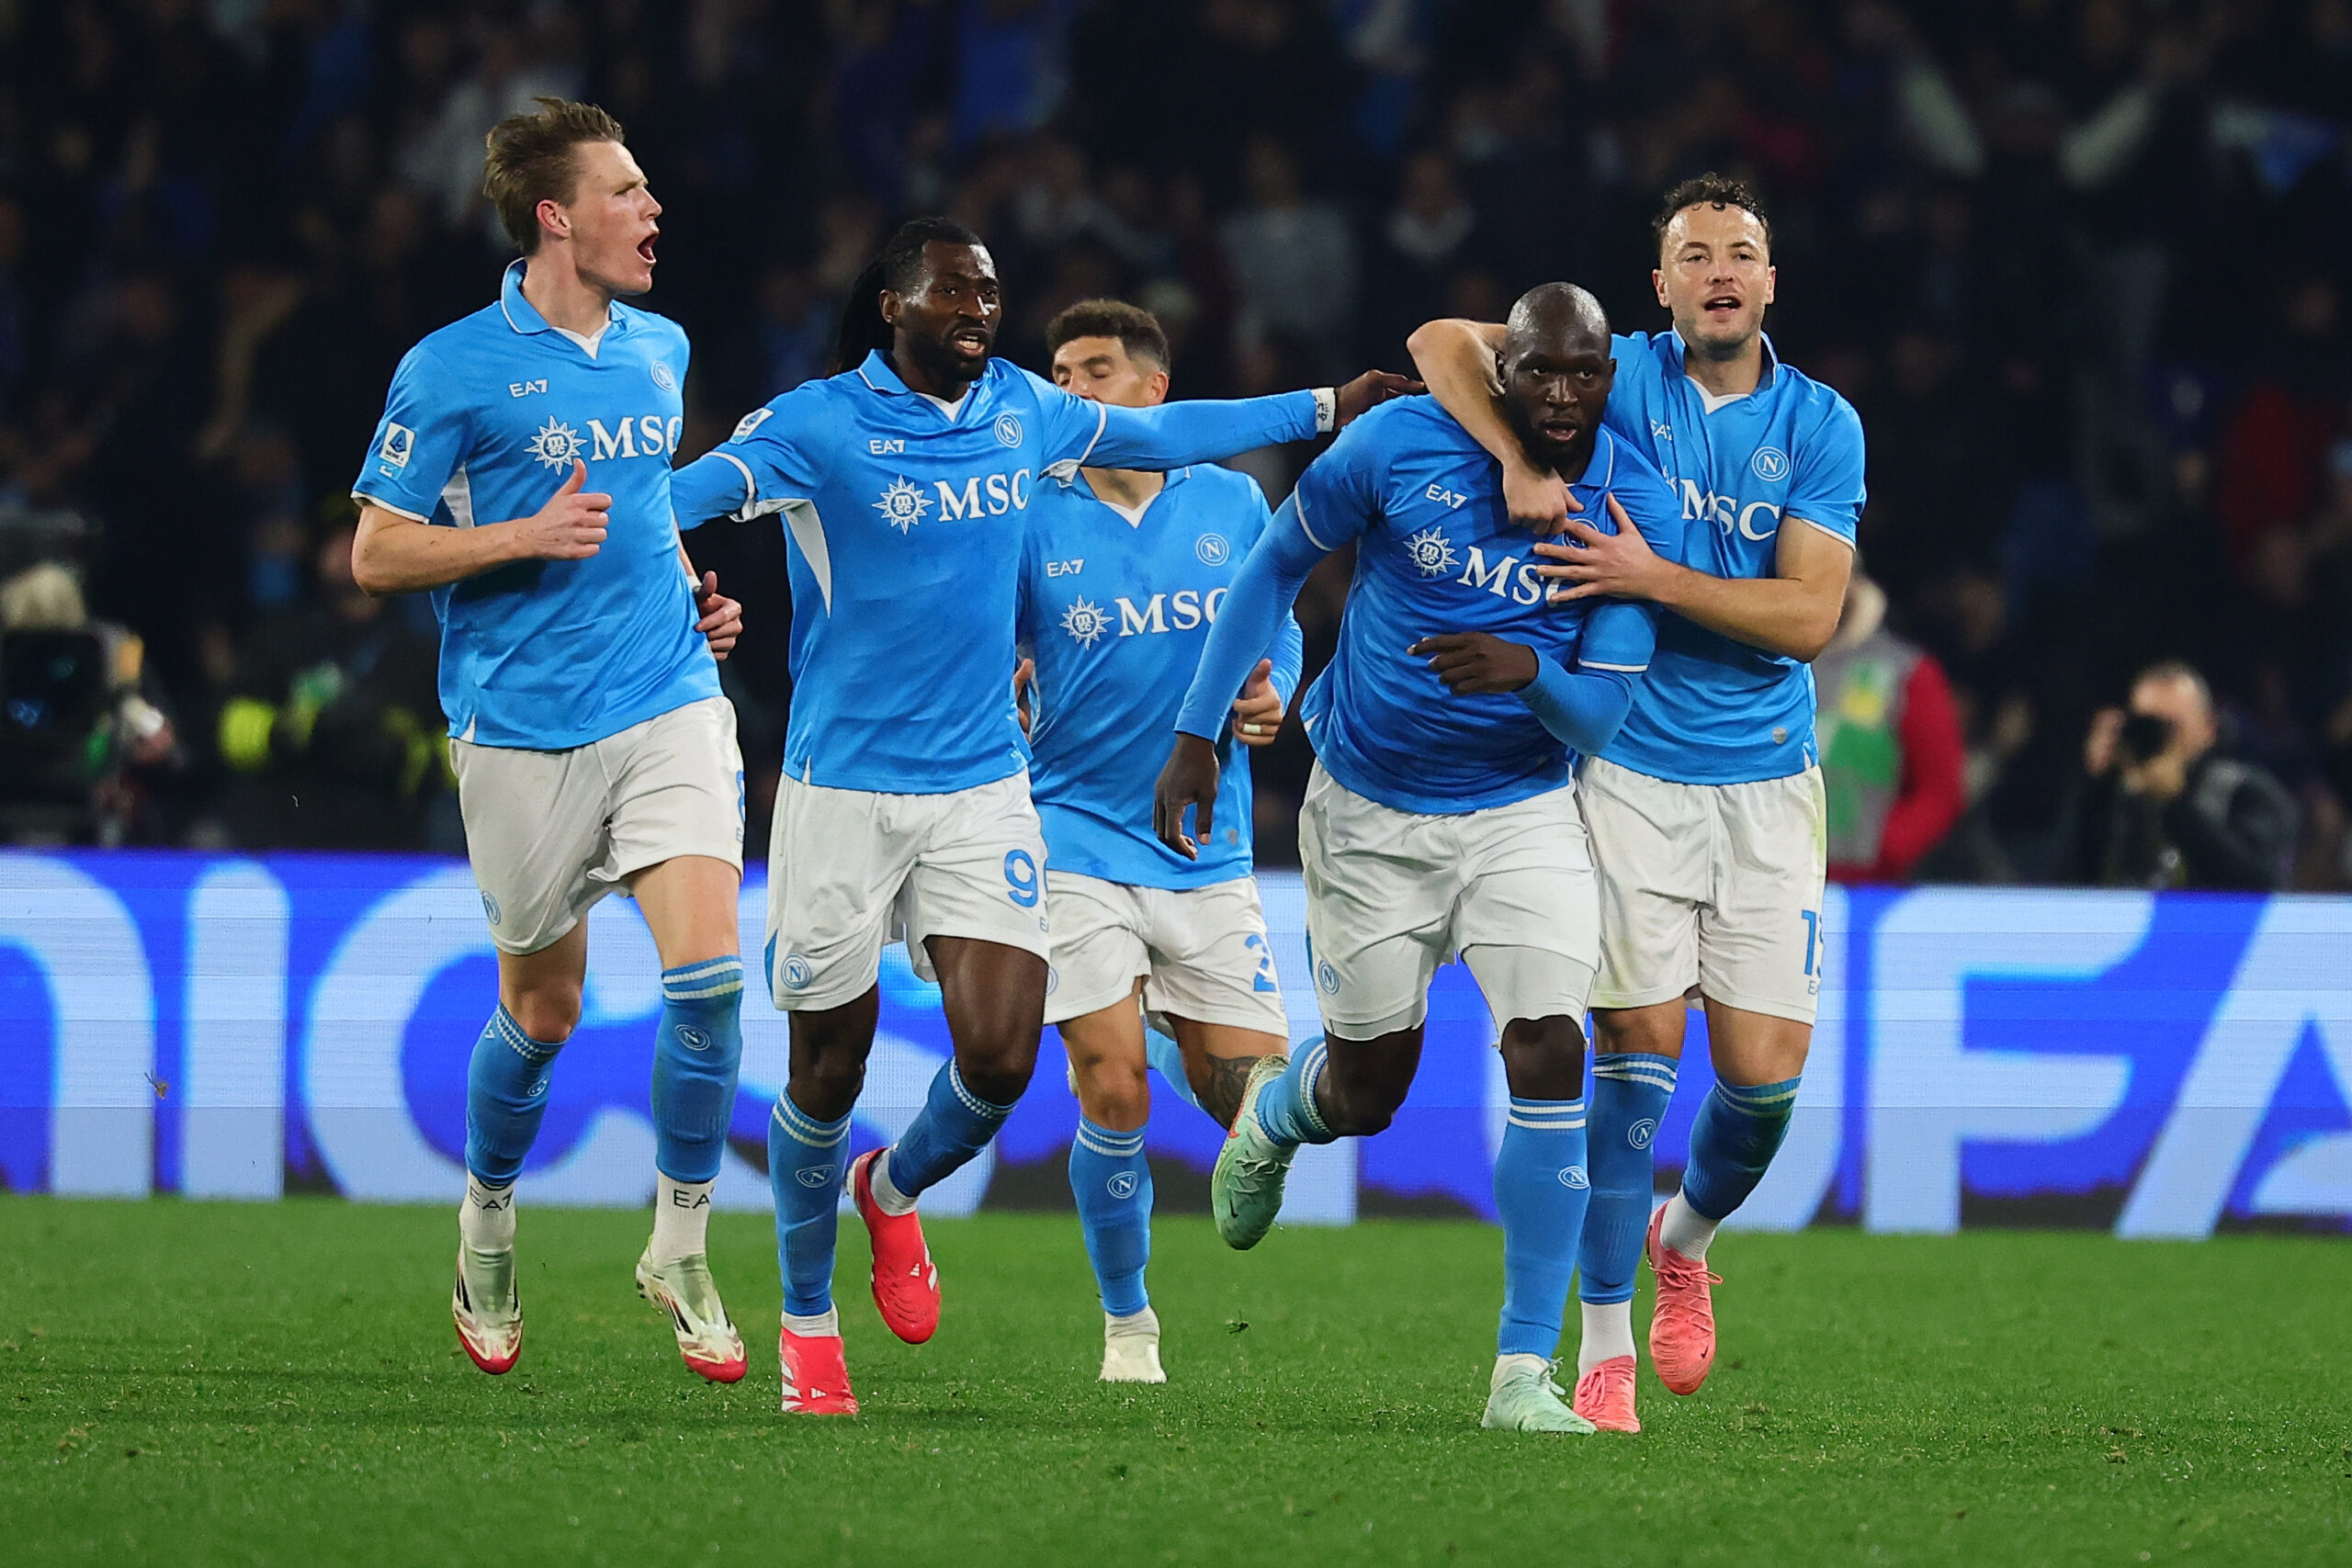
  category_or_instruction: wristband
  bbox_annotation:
[1313,387,1337,434]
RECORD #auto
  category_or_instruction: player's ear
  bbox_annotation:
[1148,368,1170,404]
[1763,265,1776,307]
[1652,268,1668,309]
[879,288,899,326]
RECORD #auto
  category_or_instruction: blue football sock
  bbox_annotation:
[1494,1095,1589,1359]
[769,1090,851,1318]
[886,1060,1015,1199]
[1144,1027,1205,1117]
[1069,1117,1152,1316]
[1683,1075,1802,1223]
[1253,1034,1336,1146]
[465,1005,564,1184]
[1578,1052,1678,1305]
[650,956,744,1183]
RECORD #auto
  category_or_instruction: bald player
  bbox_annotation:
[1153,285,1686,1433]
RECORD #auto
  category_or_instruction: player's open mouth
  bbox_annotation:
[950,328,989,355]
[1703,294,1741,314]
[638,234,658,264]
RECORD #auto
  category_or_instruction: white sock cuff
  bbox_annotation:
[783,1306,840,1337]
[870,1148,918,1215]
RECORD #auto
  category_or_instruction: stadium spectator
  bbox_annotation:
[1817,568,1966,885]
[2075,661,2297,892]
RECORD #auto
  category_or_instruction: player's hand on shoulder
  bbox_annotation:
[1153,734,1222,860]
[1533,494,1662,603]
[693,570,742,660]
[1503,461,1579,536]
[514,459,610,561]
[1410,632,1538,695]
[1230,657,1284,747]
[1333,369,1424,428]
[1012,657,1035,738]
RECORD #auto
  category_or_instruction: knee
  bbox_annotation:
[1322,1073,1403,1137]
[956,1043,1036,1109]
[1074,1059,1151,1130]
[1498,1016,1587,1100]
[508,988,581,1045]
[788,1052,866,1121]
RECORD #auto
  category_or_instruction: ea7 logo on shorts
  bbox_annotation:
[1628,1117,1658,1150]
[1558,1165,1589,1189]
[994,412,1023,448]
[480,891,501,925]
[379,423,414,468]
[673,1024,711,1052]
[1106,1172,1139,1200]
[1751,446,1791,482]
[794,1167,832,1188]
[1194,533,1230,566]
[781,953,814,991]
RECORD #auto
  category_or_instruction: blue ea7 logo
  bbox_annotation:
[1425,481,1470,509]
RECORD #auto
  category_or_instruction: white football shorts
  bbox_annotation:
[1578,755,1828,1025]
[451,694,745,955]
[763,769,1052,1011]
[1042,871,1287,1035]
[1295,762,1600,1039]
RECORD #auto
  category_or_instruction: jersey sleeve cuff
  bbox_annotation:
[1790,514,1857,549]
[1578,660,1648,673]
[352,491,428,523]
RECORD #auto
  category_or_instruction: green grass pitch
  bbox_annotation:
[2,1198,2345,1566]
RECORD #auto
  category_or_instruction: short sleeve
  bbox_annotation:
[1024,369,1113,470]
[1785,395,1866,544]
[352,344,470,521]
[1286,408,1390,551]
[674,385,830,525]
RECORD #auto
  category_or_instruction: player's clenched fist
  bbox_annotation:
[514,459,611,560]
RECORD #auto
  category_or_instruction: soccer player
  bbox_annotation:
[1407,175,1865,1432]
[350,100,755,1383]
[669,218,1411,1414]
[1019,299,1304,1384]
[1155,284,1684,1434]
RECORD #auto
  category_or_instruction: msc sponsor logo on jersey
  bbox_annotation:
[1045,558,1084,577]
[1679,479,1782,541]
[526,413,682,468]
[1404,525,1459,577]
[1751,446,1791,482]
[1061,595,1110,649]
[933,468,1036,520]
[993,412,1023,448]
[1193,533,1230,566]
[379,423,414,468]
[874,477,931,532]
[1424,481,1470,509]
[1455,546,1547,605]
[1110,589,1228,638]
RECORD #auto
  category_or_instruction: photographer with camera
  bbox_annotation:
[2074,660,2295,891]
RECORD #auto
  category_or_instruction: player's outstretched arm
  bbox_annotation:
[352,459,610,595]
[1154,502,1329,858]
[1084,370,1420,472]
[1405,318,1577,534]
[1532,497,1851,662]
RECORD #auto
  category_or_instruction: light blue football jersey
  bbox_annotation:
[351,261,717,750]
[1018,464,1302,890]
[671,350,1319,795]
[1182,397,1683,817]
[1597,331,1867,784]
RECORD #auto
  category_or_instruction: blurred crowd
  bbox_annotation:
[0,0,2347,889]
